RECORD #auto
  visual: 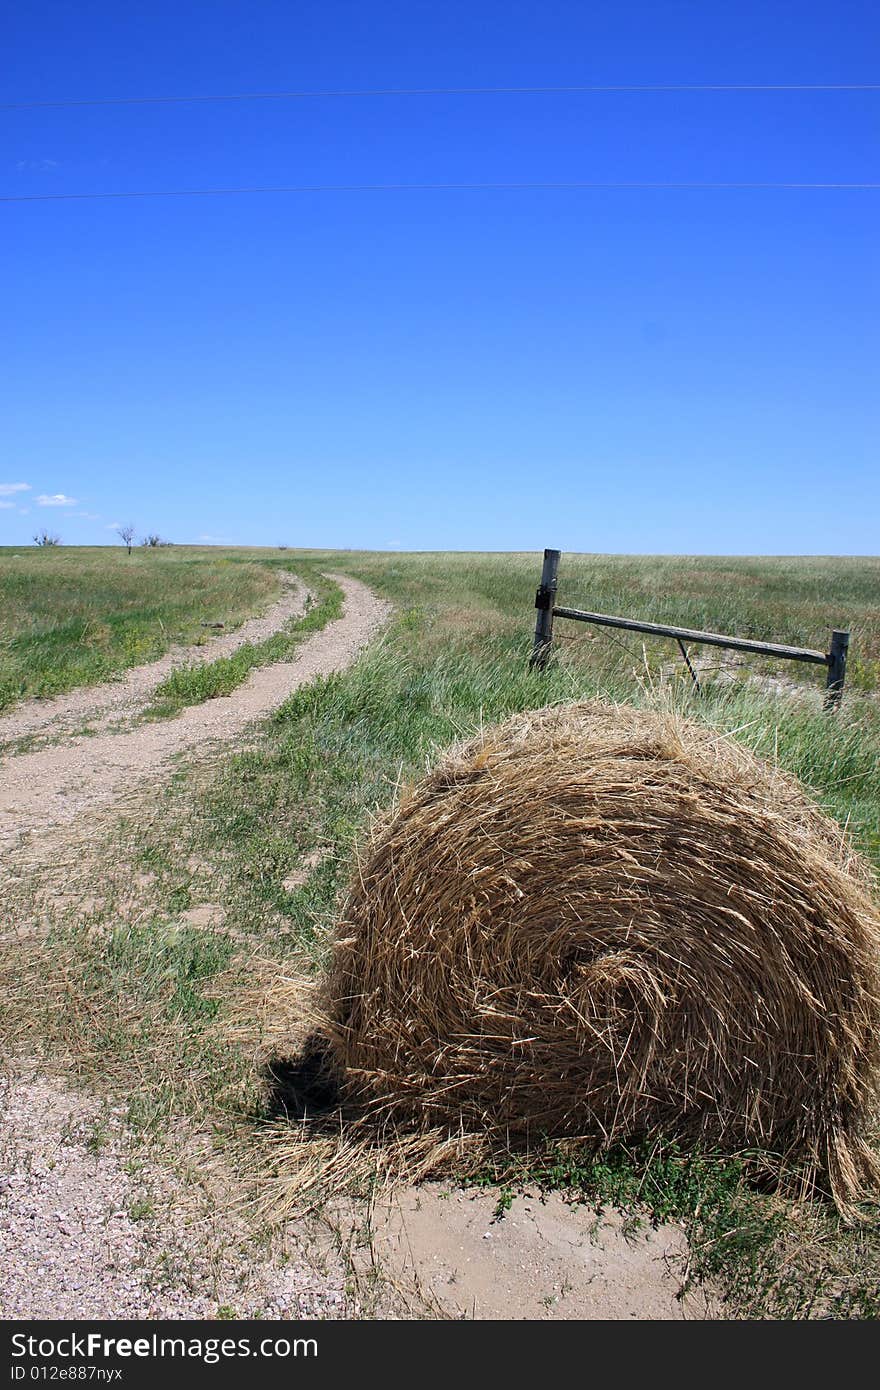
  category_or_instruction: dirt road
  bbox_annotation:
[0,570,309,750]
[0,575,388,849]
[1,572,391,1318]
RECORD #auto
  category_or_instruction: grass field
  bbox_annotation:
[5,548,879,712]
[4,546,880,1317]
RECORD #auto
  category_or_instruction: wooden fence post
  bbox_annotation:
[824,629,849,709]
[530,548,561,670]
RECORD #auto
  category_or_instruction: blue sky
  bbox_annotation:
[2,1,878,552]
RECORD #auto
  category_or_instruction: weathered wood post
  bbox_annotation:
[530,548,560,670]
[824,629,849,709]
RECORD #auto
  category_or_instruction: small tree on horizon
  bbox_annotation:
[33,531,61,546]
[117,524,136,555]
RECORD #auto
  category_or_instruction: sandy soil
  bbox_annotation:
[367,1185,711,1319]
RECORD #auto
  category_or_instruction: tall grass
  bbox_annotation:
[177,553,880,970]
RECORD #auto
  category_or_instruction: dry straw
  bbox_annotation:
[288,702,880,1214]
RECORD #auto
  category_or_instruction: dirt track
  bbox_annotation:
[0,575,388,850]
[0,570,309,749]
[0,573,392,1318]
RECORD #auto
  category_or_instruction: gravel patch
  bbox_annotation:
[0,1069,351,1319]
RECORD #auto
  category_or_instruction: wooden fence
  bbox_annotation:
[530,549,849,708]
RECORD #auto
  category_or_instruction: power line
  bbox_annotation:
[2,179,878,204]
[3,82,880,111]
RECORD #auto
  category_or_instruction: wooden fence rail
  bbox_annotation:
[530,549,849,708]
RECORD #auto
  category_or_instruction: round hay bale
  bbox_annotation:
[319,702,880,1208]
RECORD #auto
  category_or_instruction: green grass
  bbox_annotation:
[293,548,880,670]
[0,546,284,711]
[182,552,880,899]
[3,547,879,1316]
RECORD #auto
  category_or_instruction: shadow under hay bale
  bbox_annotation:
[300,702,880,1214]
[263,1033,341,1121]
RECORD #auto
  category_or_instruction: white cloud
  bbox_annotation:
[0,482,30,496]
[75,511,100,520]
[105,522,121,531]
[0,500,14,509]
[37,493,78,507]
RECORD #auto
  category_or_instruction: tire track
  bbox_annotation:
[0,571,308,749]
[0,576,389,851]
